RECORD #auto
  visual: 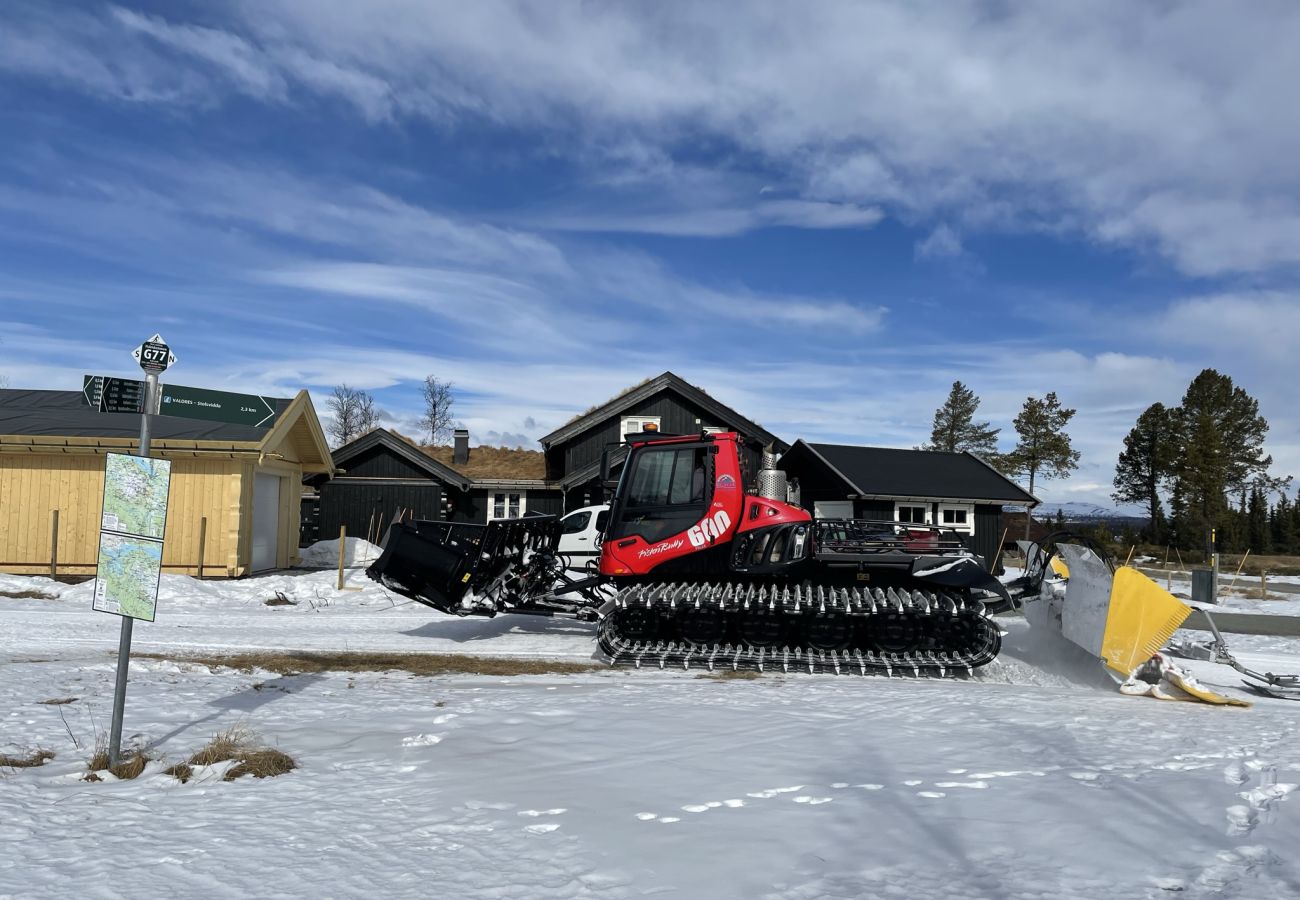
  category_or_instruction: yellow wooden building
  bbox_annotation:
[0,388,333,577]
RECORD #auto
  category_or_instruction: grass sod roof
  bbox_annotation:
[385,429,547,482]
[423,444,546,481]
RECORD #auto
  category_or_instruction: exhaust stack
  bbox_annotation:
[756,449,787,501]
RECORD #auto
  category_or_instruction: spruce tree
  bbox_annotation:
[1271,496,1295,555]
[1171,369,1271,550]
[1004,392,1081,539]
[1247,486,1271,554]
[923,381,1000,458]
[1112,402,1176,544]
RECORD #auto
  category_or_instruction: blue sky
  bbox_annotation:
[3,1,1299,510]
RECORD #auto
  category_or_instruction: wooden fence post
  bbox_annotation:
[196,517,207,580]
[1261,572,1268,600]
[337,525,347,591]
[49,509,59,578]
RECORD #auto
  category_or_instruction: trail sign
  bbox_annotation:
[82,374,283,428]
[158,384,279,428]
[132,333,176,374]
[81,375,149,414]
[103,377,148,414]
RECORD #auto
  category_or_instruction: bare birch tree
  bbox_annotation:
[421,376,455,445]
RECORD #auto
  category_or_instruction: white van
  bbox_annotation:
[557,504,609,573]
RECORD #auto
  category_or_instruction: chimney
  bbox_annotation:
[453,429,470,466]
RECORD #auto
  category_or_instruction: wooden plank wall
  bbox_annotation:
[0,454,247,576]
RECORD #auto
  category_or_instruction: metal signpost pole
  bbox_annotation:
[107,370,159,767]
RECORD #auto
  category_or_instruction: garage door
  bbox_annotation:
[252,473,282,572]
[813,500,854,520]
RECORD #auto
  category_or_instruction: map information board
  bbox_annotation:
[101,453,171,540]
[93,533,165,621]
[94,452,172,621]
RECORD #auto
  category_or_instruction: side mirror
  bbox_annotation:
[600,445,625,492]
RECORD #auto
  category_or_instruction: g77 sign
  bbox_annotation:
[131,333,177,374]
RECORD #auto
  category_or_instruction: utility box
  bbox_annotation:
[1191,568,1218,605]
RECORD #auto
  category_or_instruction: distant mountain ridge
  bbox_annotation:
[1006,500,1148,523]
[1034,499,1138,520]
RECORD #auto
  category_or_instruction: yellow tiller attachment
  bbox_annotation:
[1055,545,1191,677]
[1098,567,1192,676]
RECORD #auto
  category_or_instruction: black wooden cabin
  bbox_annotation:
[778,440,1037,571]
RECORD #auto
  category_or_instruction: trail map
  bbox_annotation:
[94,452,172,621]
[92,533,164,621]
[101,453,171,540]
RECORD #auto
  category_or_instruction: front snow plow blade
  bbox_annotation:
[1055,545,1191,677]
[367,517,562,614]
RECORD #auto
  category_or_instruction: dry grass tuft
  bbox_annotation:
[1,749,55,769]
[38,697,78,705]
[187,727,251,767]
[85,736,153,781]
[174,726,296,782]
[0,588,57,600]
[135,650,599,678]
[264,592,296,606]
[225,747,296,781]
[86,747,151,780]
[109,751,150,780]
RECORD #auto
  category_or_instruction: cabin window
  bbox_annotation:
[938,503,975,533]
[895,503,930,526]
[620,416,662,441]
[488,491,526,521]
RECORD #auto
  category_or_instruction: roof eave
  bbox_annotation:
[962,451,1039,505]
[538,372,784,450]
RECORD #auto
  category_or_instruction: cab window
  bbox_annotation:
[612,445,711,543]
[626,447,708,507]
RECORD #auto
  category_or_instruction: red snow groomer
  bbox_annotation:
[367,429,1012,676]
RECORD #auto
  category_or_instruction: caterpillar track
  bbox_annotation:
[597,582,1001,676]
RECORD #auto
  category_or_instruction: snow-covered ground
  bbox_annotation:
[4,570,1300,899]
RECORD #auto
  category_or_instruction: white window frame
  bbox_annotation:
[701,425,725,435]
[620,415,662,441]
[936,503,974,533]
[487,490,527,521]
[894,502,932,527]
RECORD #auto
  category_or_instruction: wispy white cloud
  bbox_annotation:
[533,199,882,238]
[9,2,1300,271]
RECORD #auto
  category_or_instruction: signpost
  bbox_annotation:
[103,334,176,768]
[82,374,282,428]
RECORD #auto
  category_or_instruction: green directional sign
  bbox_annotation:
[158,384,280,428]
